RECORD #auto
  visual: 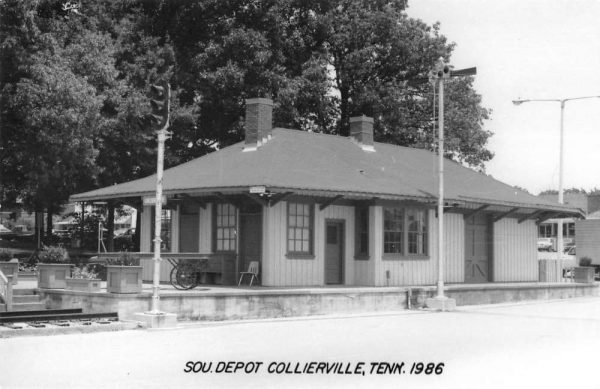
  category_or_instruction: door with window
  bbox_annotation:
[325,220,344,285]
[465,214,491,283]
[239,203,262,284]
[179,202,199,252]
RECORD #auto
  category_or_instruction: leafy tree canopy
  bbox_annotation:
[1,0,493,215]
[146,0,493,168]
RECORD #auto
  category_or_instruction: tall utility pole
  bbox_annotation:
[132,80,176,328]
[513,95,600,280]
[149,81,170,314]
[426,58,476,311]
[435,61,446,300]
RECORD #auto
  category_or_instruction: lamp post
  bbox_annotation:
[133,81,177,328]
[425,58,476,311]
[513,95,600,280]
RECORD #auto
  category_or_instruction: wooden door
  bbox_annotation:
[179,203,199,252]
[465,214,490,283]
[325,220,344,285]
[240,206,262,284]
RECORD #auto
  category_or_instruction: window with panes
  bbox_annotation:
[383,206,428,256]
[407,209,427,255]
[355,206,369,258]
[287,202,313,256]
[214,203,237,252]
[539,224,553,238]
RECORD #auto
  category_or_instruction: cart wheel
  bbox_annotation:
[175,264,198,290]
[170,267,187,290]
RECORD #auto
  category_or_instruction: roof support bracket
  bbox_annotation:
[493,207,520,223]
[244,193,269,207]
[536,212,561,225]
[180,194,207,209]
[464,205,489,219]
[319,195,344,211]
[443,202,461,213]
[215,192,241,208]
[269,192,294,207]
[518,209,544,224]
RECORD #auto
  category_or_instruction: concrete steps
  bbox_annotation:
[13,295,40,303]
[3,289,47,312]
[8,302,46,311]
[13,289,37,295]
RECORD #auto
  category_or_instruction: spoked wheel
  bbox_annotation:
[174,263,199,290]
[170,266,188,290]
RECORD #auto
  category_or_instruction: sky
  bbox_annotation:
[406,0,600,194]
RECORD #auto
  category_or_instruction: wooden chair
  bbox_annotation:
[238,261,260,286]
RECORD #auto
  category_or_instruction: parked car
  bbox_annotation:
[537,238,554,251]
[11,225,33,236]
[0,224,16,240]
[53,221,77,238]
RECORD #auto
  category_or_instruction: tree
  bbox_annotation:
[0,0,197,244]
[2,40,103,235]
[0,0,197,210]
[1,0,494,233]
[513,186,530,194]
[141,0,492,168]
[538,188,589,196]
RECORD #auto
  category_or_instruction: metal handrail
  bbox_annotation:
[0,270,13,312]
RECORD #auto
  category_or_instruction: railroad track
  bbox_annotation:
[0,308,119,329]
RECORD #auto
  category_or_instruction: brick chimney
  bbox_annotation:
[349,115,375,152]
[244,98,273,151]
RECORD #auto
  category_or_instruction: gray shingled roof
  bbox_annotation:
[70,128,580,214]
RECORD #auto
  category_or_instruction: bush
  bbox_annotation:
[71,266,99,279]
[106,251,139,266]
[579,257,593,267]
[0,248,13,262]
[37,245,69,264]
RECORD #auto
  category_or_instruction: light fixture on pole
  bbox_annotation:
[133,80,177,328]
[512,95,600,281]
[425,58,476,311]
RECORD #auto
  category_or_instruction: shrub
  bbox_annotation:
[0,248,13,262]
[37,245,69,264]
[106,251,139,266]
[71,266,99,279]
[579,257,592,267]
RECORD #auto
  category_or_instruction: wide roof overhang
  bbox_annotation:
[70,184,584,220]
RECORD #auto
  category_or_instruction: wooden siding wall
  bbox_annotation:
[492,218,538,282]
[141,205,152,252]
[171,207,180,253]
[575,219,600,265]
[198,204,212,252]
[262,202,355,286]
[370,209,464,286]
[137,199,541,286]
[141,257,174,282]
[441,212,465,284]
[353,206,376,285]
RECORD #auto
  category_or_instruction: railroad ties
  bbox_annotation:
[0,308,119,330]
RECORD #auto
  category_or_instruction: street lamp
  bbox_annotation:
[425,58,476,311]
[132,81,177,328]
[513,95,600,280]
